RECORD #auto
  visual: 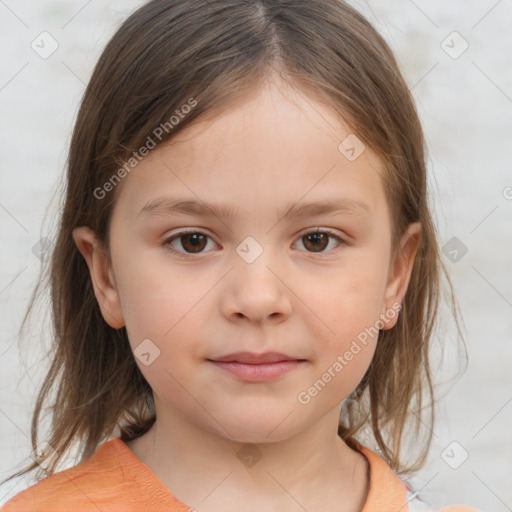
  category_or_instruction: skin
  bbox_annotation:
[73,73,420,512]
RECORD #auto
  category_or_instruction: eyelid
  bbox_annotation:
[161,228,219,258]
[161,227,347,257]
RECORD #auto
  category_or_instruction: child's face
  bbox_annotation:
[74,76,418,443]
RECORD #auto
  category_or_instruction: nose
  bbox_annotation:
[220,252,293,324]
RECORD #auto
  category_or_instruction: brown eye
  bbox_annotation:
[163,230,216,255]
[179,233,208,253]
[162,228,345,257]
[296,229,344,254]
[302,232,329,252]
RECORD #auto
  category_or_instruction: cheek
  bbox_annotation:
[115,246,209,338]
[305,257,389,340]
[115,257,206,397]
[297,251,388,385]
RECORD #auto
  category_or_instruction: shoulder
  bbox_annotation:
[437,508,481,512]
[407,490,481,512]
[1,439,140,512]
[357,445,481,512]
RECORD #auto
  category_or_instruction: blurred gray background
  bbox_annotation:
[1,1,511,510]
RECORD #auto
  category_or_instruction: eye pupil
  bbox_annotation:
[168,230,340,256]
[304,232,328,252]
[182,233,207,253]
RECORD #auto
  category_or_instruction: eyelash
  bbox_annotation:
[161,228,346,258]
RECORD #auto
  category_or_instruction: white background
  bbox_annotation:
[1,1,511,510]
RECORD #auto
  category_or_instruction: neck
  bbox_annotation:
[126,403,369,511]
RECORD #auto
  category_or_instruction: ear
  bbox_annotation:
[380,222,421,330]
[72,226,125,329]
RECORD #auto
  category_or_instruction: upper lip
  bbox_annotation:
[209,351,304,364]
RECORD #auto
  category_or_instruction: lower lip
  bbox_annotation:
[209,360,304,381]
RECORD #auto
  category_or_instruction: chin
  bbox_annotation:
[213,416,301,445]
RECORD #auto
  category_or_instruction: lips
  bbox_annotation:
[209,351,304,364]
[207,351,307,382]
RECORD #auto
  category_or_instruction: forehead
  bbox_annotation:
[111,78,388,224]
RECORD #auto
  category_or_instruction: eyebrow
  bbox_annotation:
[138,196,371,222]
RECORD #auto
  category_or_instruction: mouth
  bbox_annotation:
[207,352,307,382]
[209,351,305,364]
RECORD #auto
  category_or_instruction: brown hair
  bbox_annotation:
[3,0,466,487]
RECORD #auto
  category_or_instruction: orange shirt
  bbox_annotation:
[2,438,479,512]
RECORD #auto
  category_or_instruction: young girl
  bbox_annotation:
[1,1,479,511]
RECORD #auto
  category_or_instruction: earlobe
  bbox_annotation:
[381,222,421,330]
[72,226,125,329]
